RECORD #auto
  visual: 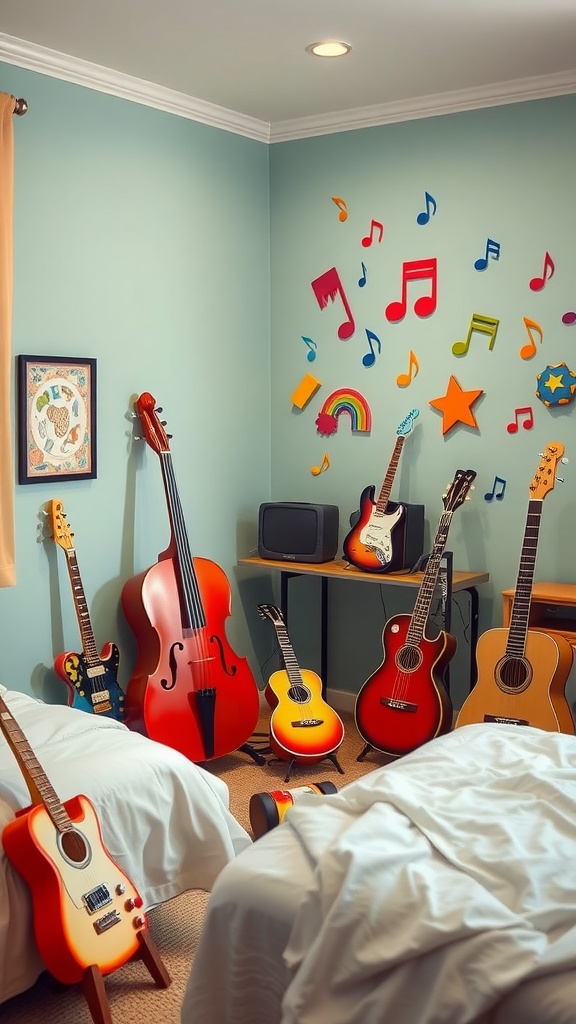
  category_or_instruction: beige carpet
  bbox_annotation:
[2,710,387,1024]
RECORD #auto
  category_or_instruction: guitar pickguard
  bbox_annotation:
[359,505,404,565]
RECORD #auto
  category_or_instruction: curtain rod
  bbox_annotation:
[11,97,28,116]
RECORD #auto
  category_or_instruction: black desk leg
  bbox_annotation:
[465,586,480,691]
[279,571,329,701]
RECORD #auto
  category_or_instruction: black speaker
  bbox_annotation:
[258,502,339,563]
[384,502,425,572]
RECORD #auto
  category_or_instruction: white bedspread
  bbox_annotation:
[0,686,251,1004]
[279,724,576,1024]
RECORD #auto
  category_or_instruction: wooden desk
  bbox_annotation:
[239,557,489,695]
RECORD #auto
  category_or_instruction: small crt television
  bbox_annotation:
[258,502,339,563]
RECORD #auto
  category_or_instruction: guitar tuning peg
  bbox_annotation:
[166,433,173,439]
[557,476,565,484]
[156,406,163,414]
[561,457,569,465]
[161,420,167,426]
[133,434,142,441]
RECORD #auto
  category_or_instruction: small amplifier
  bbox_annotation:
[249,782,338,839]
[258,502,339,563]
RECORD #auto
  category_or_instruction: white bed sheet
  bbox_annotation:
[0,686,251,1005]
[182,723,576,1024]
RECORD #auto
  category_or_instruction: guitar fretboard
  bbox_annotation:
[506,499,542,658]
[64,548,100,666]
[374,436,405,515]
[405,512,452,647]
[0,695,72,833]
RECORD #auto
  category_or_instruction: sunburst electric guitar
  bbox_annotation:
[49,498,125,721]
[456,443,574,733]
[354,469,476,758]
[258,603,345,765]
[343,408,420,572]
[0,692,170,997]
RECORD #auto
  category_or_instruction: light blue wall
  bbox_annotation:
[269,96,576,708]
[0,64,271,701]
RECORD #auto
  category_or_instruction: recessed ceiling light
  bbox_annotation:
[305,40,352,58]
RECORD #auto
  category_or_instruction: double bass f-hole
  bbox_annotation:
[210,634,237,676]
[160,641,184,690]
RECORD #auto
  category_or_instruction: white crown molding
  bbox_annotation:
[270,70,576,143]
[1,33,576,145]
[0,33,271,143]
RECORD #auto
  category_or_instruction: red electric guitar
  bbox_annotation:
[456,443,574,733]
[121,392,261,763]
[258,603,345,767]
[354,469,476,758]
[343,408,419,572]
[0,692,169,1013]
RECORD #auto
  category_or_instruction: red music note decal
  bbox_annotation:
[416,191,437,226]
[311,267,355,340]
[529,251,555,291]
[361,219,384,248]
[484,476,506,502]
[452,313,499,356]
[385,258,437,323]
[519,317,543,360]
[331,196,348,222]
[506,406,534,434]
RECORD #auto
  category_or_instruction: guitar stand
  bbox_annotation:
[357,742,374,762]
[238,740,267,766]
[269,751,345,784]
[81,928,171,1024]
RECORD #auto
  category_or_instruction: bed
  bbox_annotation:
[181,722,576,1024]
[0,684,251,1005]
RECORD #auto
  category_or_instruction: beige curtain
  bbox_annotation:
[0,93,16,587]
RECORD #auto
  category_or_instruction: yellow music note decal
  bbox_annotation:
[396,350,419,387]
[519,316,543,360]
[331,196,348,222]
[311,453,330,476]
[452,313,499,356]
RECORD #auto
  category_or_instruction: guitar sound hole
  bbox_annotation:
[496,657,532,694]
[396,646,423,672]
[58,827,91,868]
[287,685,310,704]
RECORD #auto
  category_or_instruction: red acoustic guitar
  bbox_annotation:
[456,443,574,733]
[121,392,261,763]
[343,408,419,572]
[0,692,169,1010]
[258,603,345,768]
[354,469,476,758]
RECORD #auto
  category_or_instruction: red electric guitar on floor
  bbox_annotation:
[456,443,574,733]
[258,603,345,772]
[49,498,125,721]
[121,392,261,764]
[343,408,419,572]
[0,692,170,1020]
[354,469,476,758]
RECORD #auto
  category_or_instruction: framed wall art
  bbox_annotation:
[17,355,97,484]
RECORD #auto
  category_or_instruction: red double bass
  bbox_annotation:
[122,392,261,763]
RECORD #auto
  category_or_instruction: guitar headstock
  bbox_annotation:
[49,499,74,551]
[257,603,285,627]
[443,469,477,513]
[396,408,420,437]
[134,392,171,456]
[530,442,566,499]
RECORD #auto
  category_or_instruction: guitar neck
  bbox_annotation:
[406,512,453,646]
[160,452,205,631]
[374,436,405,514]
[506,499,543,657]
[0,694,72,831]
[271,623,304,689]
[63,548,101,666]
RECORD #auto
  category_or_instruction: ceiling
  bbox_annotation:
[1,0,576,139]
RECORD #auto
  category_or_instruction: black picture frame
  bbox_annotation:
[17,355,97,484]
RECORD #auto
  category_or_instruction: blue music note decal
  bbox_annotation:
[416,191,437,225]
[358,262,367,288]
[484,475,506,502]
[362,329,381,368]
[301,336,317,362]
[474,238,501,271]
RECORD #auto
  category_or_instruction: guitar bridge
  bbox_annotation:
[484,715,529,726]
[291,718,324,728]
[93,910,121,934]
[380,697,418,713]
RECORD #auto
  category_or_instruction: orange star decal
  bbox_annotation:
[429,375,484,434]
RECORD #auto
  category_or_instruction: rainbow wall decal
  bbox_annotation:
[315,388,372,436]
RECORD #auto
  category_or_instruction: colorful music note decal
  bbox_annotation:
[529,251,555,291]
[331,196,348,222]
[358,262,368,288]
[311,452,330,476]
[474,238,501,271]
[519,317,543,360]
[452,313,499,356]
[484,476,506,502]
[506,406,534,434]
[362,329,381,368]
[562,310,576,325]
[301,336,317,362]
[385,258,437,323]
[361,219,384,248]
[396,349,419,388]
[311,267,355,341]
[416,191,437,226]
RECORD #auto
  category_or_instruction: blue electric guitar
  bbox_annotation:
[49,499,125,721]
